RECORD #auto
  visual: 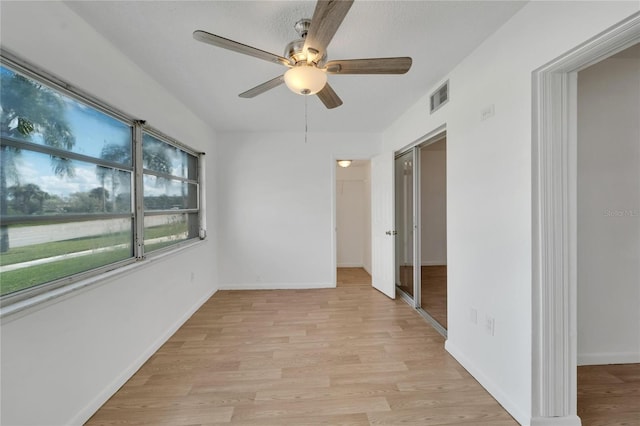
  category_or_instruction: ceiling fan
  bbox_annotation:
[193,0,412,109]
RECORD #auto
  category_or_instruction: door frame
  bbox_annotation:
[531,12,639,423]
[415,132,447,336]
[394,147,419,305]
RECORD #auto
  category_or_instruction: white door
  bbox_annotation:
[371,151,395,299]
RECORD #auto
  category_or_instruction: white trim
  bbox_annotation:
[421,261,447,266]
[445,340,528,426]
[531,11,640,423]
[413,145,421,309]
[218,282,335,290]
[578,352,640,366]
[530,416,581,426]
[331,154,338,288]
[337,263,365,268]
[69,286,218,425]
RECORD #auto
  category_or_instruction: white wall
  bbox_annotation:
[337,179,366,266]
[577,45,640,365]
[336,163,371,271]
[0,3,219,425]
[420,139,447,265]
[216,132,379,289]
[381,2,639,424]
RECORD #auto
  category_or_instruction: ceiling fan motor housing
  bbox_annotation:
[192,0,409,109]
[285,19,327,66]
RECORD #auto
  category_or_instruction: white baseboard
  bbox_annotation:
[578,351,640,366]
[71,287,218,425]
[445,340,529,426]
[530,415,581,426]
[337,263,364,268]
[421,261,447,266]
[219,282,335,290]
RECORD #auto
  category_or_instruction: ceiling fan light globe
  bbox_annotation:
[284,65,327,95]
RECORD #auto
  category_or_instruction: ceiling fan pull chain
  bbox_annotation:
[305,94,308,144]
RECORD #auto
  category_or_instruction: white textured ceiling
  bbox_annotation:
[65,1,527,133]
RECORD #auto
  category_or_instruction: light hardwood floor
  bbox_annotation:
[578,363,640,426]
[86,269,638,425]
[337,267,372,287]
[86,272,517,425]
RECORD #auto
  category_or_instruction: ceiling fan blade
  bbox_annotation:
[193,30,291,67]
[316,83,343,109]
[323,57,412,74]
[304,0,354,61]
[239,75,285,98]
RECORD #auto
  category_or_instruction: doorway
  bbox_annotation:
[575,42,639,424]
[336,160,372,287]
[394,131,448,335]
[531,12,639,423]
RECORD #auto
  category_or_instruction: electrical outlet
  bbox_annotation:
[484,315,495,336]
[469,307,478,325]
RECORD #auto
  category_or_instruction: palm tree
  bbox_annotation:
[0,69,76,251]
[96,142,130,212]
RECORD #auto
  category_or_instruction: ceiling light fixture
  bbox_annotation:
[337,160,352,168]
[284,64,327,95]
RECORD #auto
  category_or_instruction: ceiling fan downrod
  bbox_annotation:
[294,19,311,38]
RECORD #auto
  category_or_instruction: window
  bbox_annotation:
[0,54,204,305]
[142,131,200,253]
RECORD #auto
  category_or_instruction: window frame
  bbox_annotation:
[139,127,202,257]
[0,51,206,309]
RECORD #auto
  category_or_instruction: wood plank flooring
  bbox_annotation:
[578,363,640,426]
[86,269,639,425]
[337,267,372,287]
[86,276,517,425]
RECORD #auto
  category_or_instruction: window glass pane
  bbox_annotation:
[143,175,197,210]
[0,66,132,164]
[1,58,202,304]
[144,213,198,252]
[142,132,194,178]
[0,219,133,296]
[3,149,132,216]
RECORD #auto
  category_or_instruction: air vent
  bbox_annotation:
[430,80,449,114]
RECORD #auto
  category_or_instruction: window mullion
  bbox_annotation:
[198,154,206,239]
[133,121,145,260]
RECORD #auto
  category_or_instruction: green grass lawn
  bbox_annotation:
[0,232,130,266]
[0,221,190,296]
[0,248,131,295]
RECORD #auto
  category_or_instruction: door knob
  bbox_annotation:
[385,230,397,235]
